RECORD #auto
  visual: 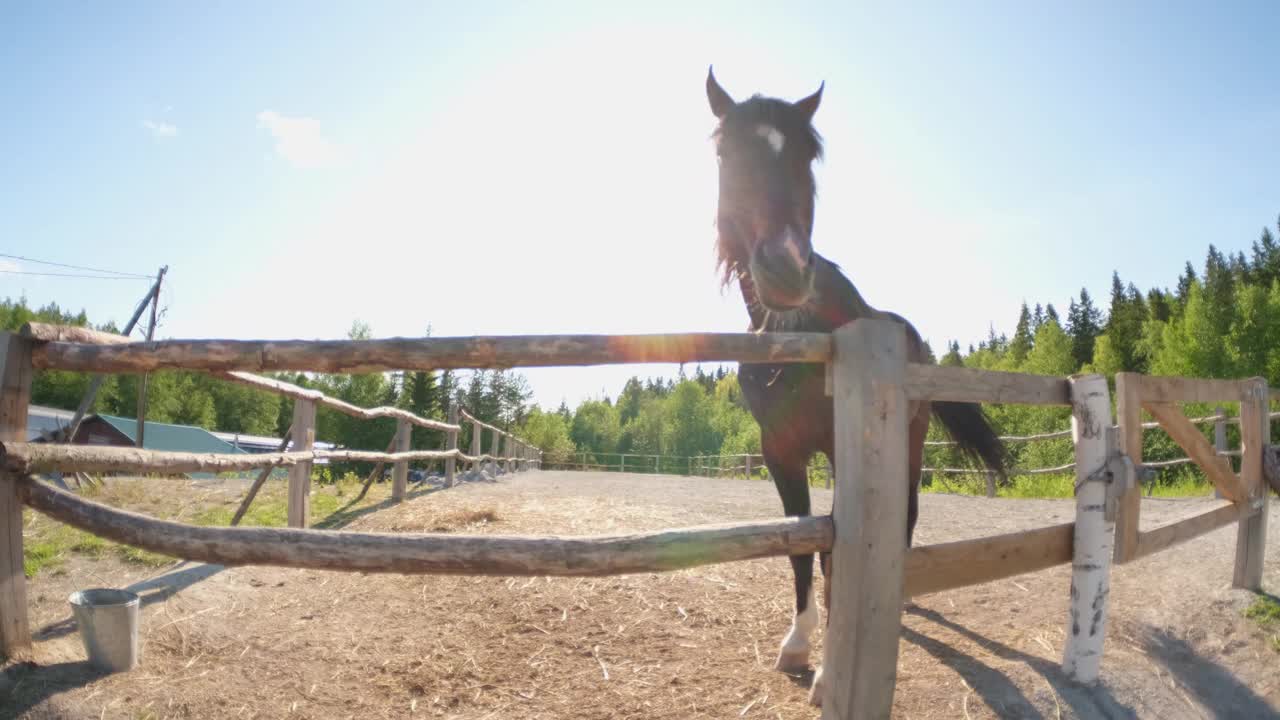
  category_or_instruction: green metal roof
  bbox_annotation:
[95,415,247,479]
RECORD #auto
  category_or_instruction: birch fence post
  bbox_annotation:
[445,403,459,488]
[820,318,909,717]
[286,398,316,529]
[392,418,411,502]
[1061,373,1115,684]
[0,333,33,659]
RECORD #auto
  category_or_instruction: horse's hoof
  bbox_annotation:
[774,649,810,674]
[808,664,825,706]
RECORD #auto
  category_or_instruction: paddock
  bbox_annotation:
[2,470,1276,719]
[1,320,1276,718]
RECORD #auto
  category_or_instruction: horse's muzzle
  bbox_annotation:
[750,227,815,311]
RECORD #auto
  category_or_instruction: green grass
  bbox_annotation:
[117,546,177,568]
[24,538,67,578]
[23,524,113,576]
[1146,475,1215,498]
[189,484,351,529]
[22,473,386,579]
[1245,595,1280,624]
[1244,594,1280,653]
[920,472,1216,499]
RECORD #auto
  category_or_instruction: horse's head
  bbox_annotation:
[707,66,824,313]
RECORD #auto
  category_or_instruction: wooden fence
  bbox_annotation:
[557,407,1280,498]
[18,322,541,528]
[0,319,1272,719]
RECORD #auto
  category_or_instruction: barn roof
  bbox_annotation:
[210,430,336,453]
[95,414,249,456]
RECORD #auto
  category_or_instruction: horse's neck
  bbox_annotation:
[739,253,878,333]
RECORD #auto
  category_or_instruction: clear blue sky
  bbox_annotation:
[3,2,1278,411]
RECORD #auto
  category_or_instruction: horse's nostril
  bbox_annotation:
[759,230,810,273]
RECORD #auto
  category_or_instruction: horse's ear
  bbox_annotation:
[795,81,824,120]
[706,66,735,119]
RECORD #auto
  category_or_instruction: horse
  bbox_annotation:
[704,67,1009,705]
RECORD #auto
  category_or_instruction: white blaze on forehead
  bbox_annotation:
[756,124,785,154]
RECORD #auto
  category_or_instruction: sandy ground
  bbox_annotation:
[2,470,1278,719]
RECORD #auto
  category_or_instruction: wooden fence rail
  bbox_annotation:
[16,475,830,575]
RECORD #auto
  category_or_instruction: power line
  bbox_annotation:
[0,252,153,279]
[0,269,152,281]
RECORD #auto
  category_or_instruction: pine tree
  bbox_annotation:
[1032,303,1045,331]
[1103,273,1148,372]
[1176,261,1197,303]
[437,370,456,415]
[940,340,963,367]
[1202,244,1237,339]
[1007,302,1033,365]
[1250,223,1280,287]
[1147,289,1172,323]
[617,377,645,424]
[1065,288,1103,368]
[1045,304,1060,324]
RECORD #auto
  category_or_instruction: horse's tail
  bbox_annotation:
[930,401,1009,481]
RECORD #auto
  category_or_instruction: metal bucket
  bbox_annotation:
[68,588,140,673]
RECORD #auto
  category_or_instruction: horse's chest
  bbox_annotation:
[739,363,831,424]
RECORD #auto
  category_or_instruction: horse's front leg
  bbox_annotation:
[762,444,818,675]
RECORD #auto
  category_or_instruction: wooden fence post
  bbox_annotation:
[1062,373,1115,684]
[445,403,459,488]
[985,471,997,498]
[1214,406,1227,500]
[744,454,752,480]
[1235,378,1269,590]
[489,429,500,475]
[392,418,410,501]
[825,456,833,490]
[1112,372,1143,564]
[0,333,34,659]
[470,416,481,473]
[286,398,316,529]
[820,318,909,716]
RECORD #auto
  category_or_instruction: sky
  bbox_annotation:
[3,2,1279,412]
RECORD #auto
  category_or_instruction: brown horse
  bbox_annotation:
[704,67,1009,704]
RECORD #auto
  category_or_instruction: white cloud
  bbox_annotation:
[142,119,178,138]
[256,111,341,169]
